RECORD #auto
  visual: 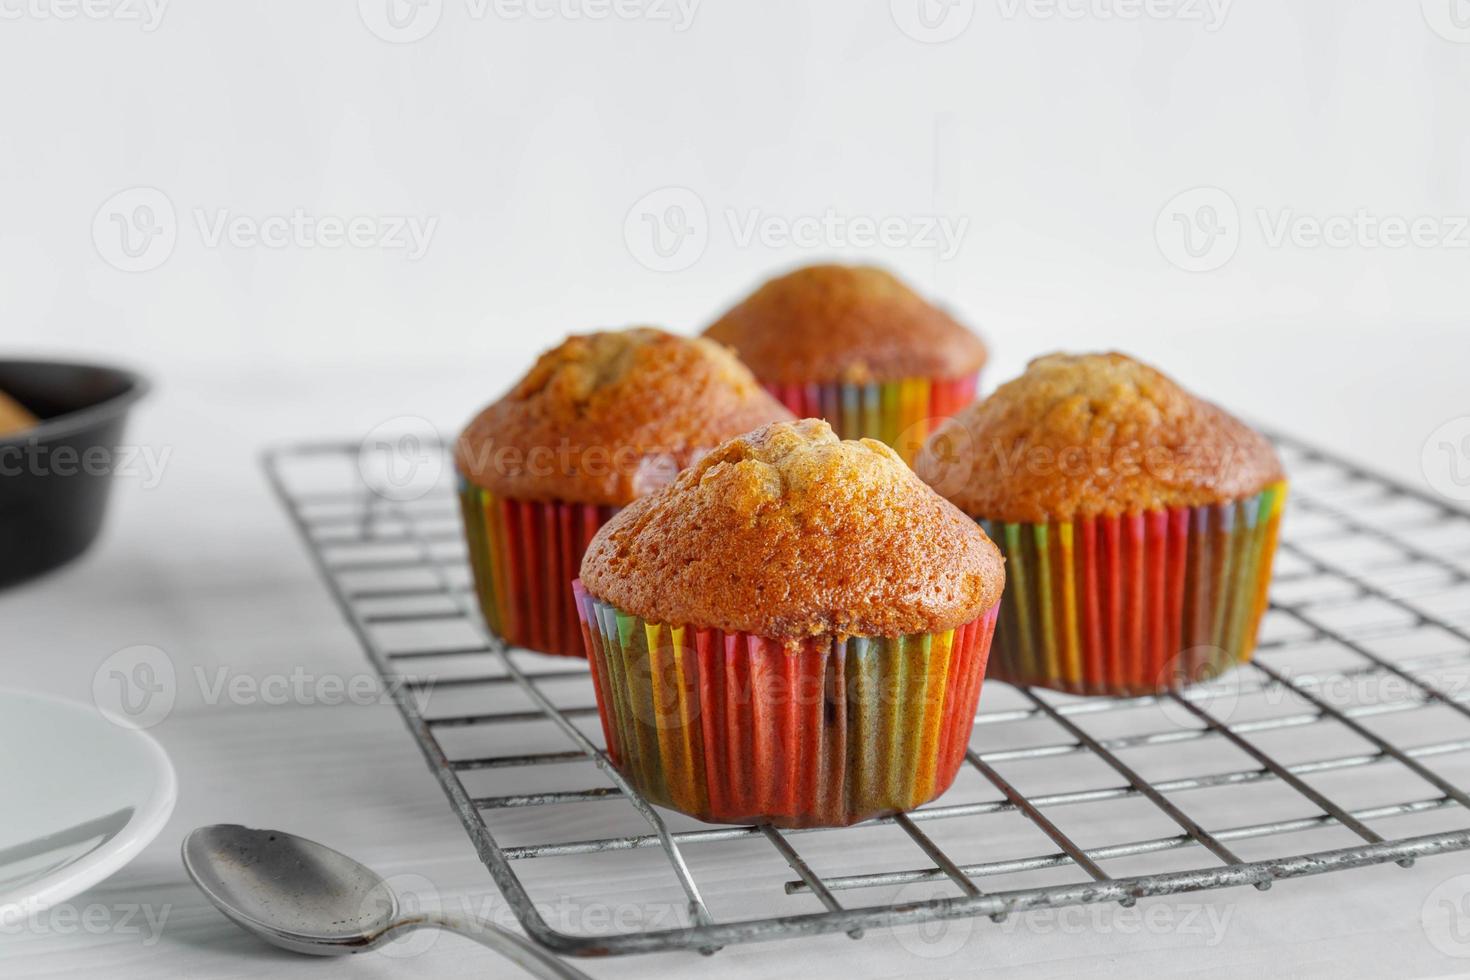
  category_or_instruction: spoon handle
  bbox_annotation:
[396,914,595,980]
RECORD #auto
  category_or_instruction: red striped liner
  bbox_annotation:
[458,478,616,658]
[573,580,999,828]
[980,481,1287,696]
[764,374,979,463]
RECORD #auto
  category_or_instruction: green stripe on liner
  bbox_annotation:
[1003,523,1037,681]
[1218,500,1246,661]
[1216,502,1248,661]
[846,637,881,817]
[1034,523,1060,682]
[880,383,900,447]
[1230,489,1273,661]
[600,606,643,793]
[883,635,904,803]
[894,633,933,802]
[862,384,881,443]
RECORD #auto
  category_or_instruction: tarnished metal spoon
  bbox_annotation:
[182,825,590,979]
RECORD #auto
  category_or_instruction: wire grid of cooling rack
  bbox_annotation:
[263,432,1470,957]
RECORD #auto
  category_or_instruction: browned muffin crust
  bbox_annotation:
[580,419,1005,640]
[703,264,987,385]
[914,352,1285,524]
[455,328,793,507]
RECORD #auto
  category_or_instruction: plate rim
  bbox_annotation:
[0,686,177,927]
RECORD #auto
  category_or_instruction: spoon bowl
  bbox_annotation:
[182,824,397,955]
[181,824,591,978]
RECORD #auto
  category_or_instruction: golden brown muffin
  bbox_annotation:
[703,264,987,385]
[0,390,37,437]
[580,418,1005,640]
[455,328,793,507]
[915,352,1284,524]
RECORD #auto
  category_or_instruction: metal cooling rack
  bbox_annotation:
[262,433,1470,958]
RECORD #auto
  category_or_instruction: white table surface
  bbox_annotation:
[3,356,1470,980]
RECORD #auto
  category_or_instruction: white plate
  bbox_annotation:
[0,687,176,927]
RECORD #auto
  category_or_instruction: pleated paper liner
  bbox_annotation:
[573,581,999,828]
[764,374,978,463]
[457,477,616,658]
[979,481,1287,697]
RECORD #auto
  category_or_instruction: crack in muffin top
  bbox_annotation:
[914,352,1285,523]
[579,419,1005,640]
[703,264,987,385]
[455,327,793,506]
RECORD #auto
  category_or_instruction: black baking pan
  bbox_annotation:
[0,359,149,588]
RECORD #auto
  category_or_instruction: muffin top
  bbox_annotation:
[703,264,987,385]
[580,419,1005,640]
[914,352,1284,524]
[455,328,793,507]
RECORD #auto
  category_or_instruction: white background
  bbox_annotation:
[2,2,1469,979]
[1,0,1468,477]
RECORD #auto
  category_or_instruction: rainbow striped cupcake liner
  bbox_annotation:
[458,478,616,658]
[764,374,978,463]
[979,481,1286,697]
[573,580,999,828]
